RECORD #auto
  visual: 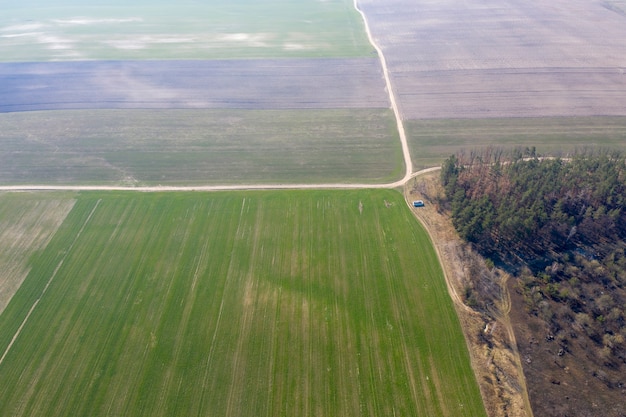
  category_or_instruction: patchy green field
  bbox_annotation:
[0,190,485,417]
[1,0,372,61]
[406,116,626,169]
[0,109,402,185]
[0,193,76,313]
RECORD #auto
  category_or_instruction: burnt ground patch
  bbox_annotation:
[0,58,388,112]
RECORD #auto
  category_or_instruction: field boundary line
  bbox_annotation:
[0,199,101,367]
[0,169,441,193]
[353,0,413,183]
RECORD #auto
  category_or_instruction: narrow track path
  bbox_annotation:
[0,169,438,193]
[353,0,413,184]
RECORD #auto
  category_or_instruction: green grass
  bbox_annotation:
[1,0,373,61]
[407,116,626,169]
[0,192,76,313]
[0,109,402,185]
[0,190,486,417]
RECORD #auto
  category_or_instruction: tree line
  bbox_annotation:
[442,148,626,369]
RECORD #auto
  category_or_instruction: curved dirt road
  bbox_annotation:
[353,0,413,184]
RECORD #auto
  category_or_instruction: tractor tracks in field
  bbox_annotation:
[0,2,531,415]
[0,199,101,367]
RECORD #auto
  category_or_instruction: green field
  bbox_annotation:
[1,0,373,61]
[407,116,626,169]
[0,192,76,313]
[0,190,486,417]
[0,109,402,185]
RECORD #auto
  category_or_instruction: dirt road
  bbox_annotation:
[0,0,414,193]
[353,0,413,184]
[0,168,440,193]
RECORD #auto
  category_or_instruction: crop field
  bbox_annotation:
[359,0,626,119]
[405,116,626,169]
[0,109,401,185]
[0,0,401,186]
[0,190,486,417]
[0,193,76,313]
[0,59,388,113]
[1,0,373,61]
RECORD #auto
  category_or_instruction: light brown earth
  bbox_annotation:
[404,171,532,417]
[359,0,626,119]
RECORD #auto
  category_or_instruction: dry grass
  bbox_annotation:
[0,193,75,313]
[404,171,532,417]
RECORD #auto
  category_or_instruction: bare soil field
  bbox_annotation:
[0,59,388,113]
[359,0,626,119]
[0,193,75,314]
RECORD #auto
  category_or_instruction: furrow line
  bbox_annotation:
[0,199,101,367]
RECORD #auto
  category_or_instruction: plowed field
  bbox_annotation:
[358,0,626,119]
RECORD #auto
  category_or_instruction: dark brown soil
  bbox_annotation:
[508,278,626,417]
